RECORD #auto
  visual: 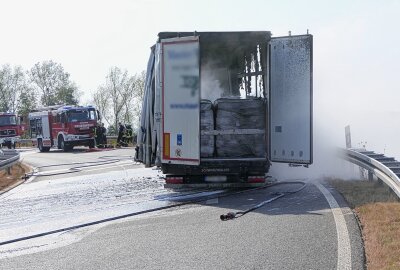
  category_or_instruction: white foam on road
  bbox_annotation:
[0,167,171,258]
[315,183,352,270]
[0,164,220,259]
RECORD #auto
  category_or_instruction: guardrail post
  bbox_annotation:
[368,171,373,181]
[0,149,20,176]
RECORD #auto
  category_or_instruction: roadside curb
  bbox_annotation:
[0,179,25,196]
[0,161,33,196]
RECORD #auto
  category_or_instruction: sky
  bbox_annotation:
[2,0,400,162]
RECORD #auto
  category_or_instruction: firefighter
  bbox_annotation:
[95,122,104,148]
[120,125,130,147]
[125,124,133,145]
[101,123,107,147]
[117,122,125,147]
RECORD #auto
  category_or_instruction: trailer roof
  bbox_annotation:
[158,31,271,45]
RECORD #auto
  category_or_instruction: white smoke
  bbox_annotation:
[200,61,230,102]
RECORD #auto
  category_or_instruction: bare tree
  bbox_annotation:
[129,70,146,130]
[93,86,112,126]
[93,68,146,134]
[93,67,134,132]
[122,71,145,126]
[29,60,80,106]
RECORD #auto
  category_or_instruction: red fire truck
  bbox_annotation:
[0,112,26,149]
[28,105,100,152]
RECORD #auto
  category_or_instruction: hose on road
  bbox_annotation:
[23,155,139,178]
[220,181,307,220]
[0,181,307,246]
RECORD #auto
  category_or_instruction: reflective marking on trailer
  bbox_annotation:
[163,133,170,159]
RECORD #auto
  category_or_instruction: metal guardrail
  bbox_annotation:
[19,139,32,144]
[0,149,20,174]
[340,148,400,198]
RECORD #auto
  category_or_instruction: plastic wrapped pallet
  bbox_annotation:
[215,98,266,158]
[200,100,214,157]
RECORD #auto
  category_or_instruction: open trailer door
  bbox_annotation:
[161,36,200,165]
[269,35,313,164]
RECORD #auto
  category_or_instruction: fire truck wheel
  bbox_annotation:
[7,142,12,149]
[38,140,50,152]
[60,137,68,152]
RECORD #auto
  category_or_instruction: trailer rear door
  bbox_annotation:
[269,35,313,164]
[161,36,200,165]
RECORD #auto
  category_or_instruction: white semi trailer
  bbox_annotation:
[136,31,313,188]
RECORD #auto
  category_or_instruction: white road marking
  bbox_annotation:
[315,183,352,270]
[206,198,219,204]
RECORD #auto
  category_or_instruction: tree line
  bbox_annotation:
[0,61,145,134]
[93,67,145,134]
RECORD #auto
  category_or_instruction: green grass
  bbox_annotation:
[329,179,400,270]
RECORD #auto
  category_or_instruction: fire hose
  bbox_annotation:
[220,181,307,221]
[22,155,138,178]
[0,181,307,246]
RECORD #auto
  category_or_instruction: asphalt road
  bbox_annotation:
[0,148,365,269]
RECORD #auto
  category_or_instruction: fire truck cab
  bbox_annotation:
[0,112,24,149]
[28,105,99,152]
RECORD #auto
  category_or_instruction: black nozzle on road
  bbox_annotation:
[220,212,236,221]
